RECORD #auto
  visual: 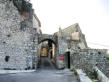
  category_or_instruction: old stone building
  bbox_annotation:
[0,0,41,70]
[53,23,109,77]
[37,23,88,69]
[53,23,88,68]
[38,23,108,78]
[0,0,109,78]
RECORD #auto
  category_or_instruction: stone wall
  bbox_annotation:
[71,49,109,77]
[0,0,40,70]
[55,23,88,54]
[56,35,67,68]
[55,23,88,68]
[56,25,109,77]
[55,23,109,77]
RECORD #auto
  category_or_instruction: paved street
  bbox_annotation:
[0,57,77,82]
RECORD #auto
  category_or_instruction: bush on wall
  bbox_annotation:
[13,0,32,13]
[106,54,109,63]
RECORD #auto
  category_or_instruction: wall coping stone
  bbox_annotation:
[94,67,109,82]
[76,69,92,82]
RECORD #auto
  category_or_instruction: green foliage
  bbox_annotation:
[13,0,32,13]
[92,70,98,79]
[21,0,32,12]
[58,67,65,70]
[89,70,98,79]
[107,54,109,60]
[106,54,109,63]
[87,69,103,82]
[73,69,81,82]
[74,69,78,76]
[87,69,98,81]
[99,79,102,82]
[77,77,80,82]
[13,0,22,12]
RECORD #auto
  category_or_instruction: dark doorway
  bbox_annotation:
[50,51,52,59]
[66,52,70,69]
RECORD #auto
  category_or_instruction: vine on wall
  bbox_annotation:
[13,0,32,14]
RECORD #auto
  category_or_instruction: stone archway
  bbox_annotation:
[38,34,57,45]
[37,34,58,68]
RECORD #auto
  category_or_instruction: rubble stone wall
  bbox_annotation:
[55,24,88,68]
[71,49,109,77]
[0,0,39,70]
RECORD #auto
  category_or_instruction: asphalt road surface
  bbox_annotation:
[0,56,77,82]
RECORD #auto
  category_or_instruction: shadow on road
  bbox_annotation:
[38,56,56,70]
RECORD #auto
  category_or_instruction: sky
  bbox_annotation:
[30,0,109,49]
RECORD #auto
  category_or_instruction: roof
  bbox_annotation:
[54,23,79,34]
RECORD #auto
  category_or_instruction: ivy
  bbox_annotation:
[13,0,22,13]
[22,0,32,12]
[13,0,32,13]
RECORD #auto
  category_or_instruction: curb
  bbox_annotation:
[0,70,36,74]
[94,67,109,82]
[76,69,92,82]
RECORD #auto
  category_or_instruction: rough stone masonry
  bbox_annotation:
[54,23,109,77]
[0,0,109,79]
[0,0,41,70]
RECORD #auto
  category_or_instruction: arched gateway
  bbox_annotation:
[37,34,60,68]
[38,34,57,45]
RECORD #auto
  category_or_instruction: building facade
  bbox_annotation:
[54,23,88,68]
[54,23,109,77]
[0,0,109,78]
[0,0,41,70]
